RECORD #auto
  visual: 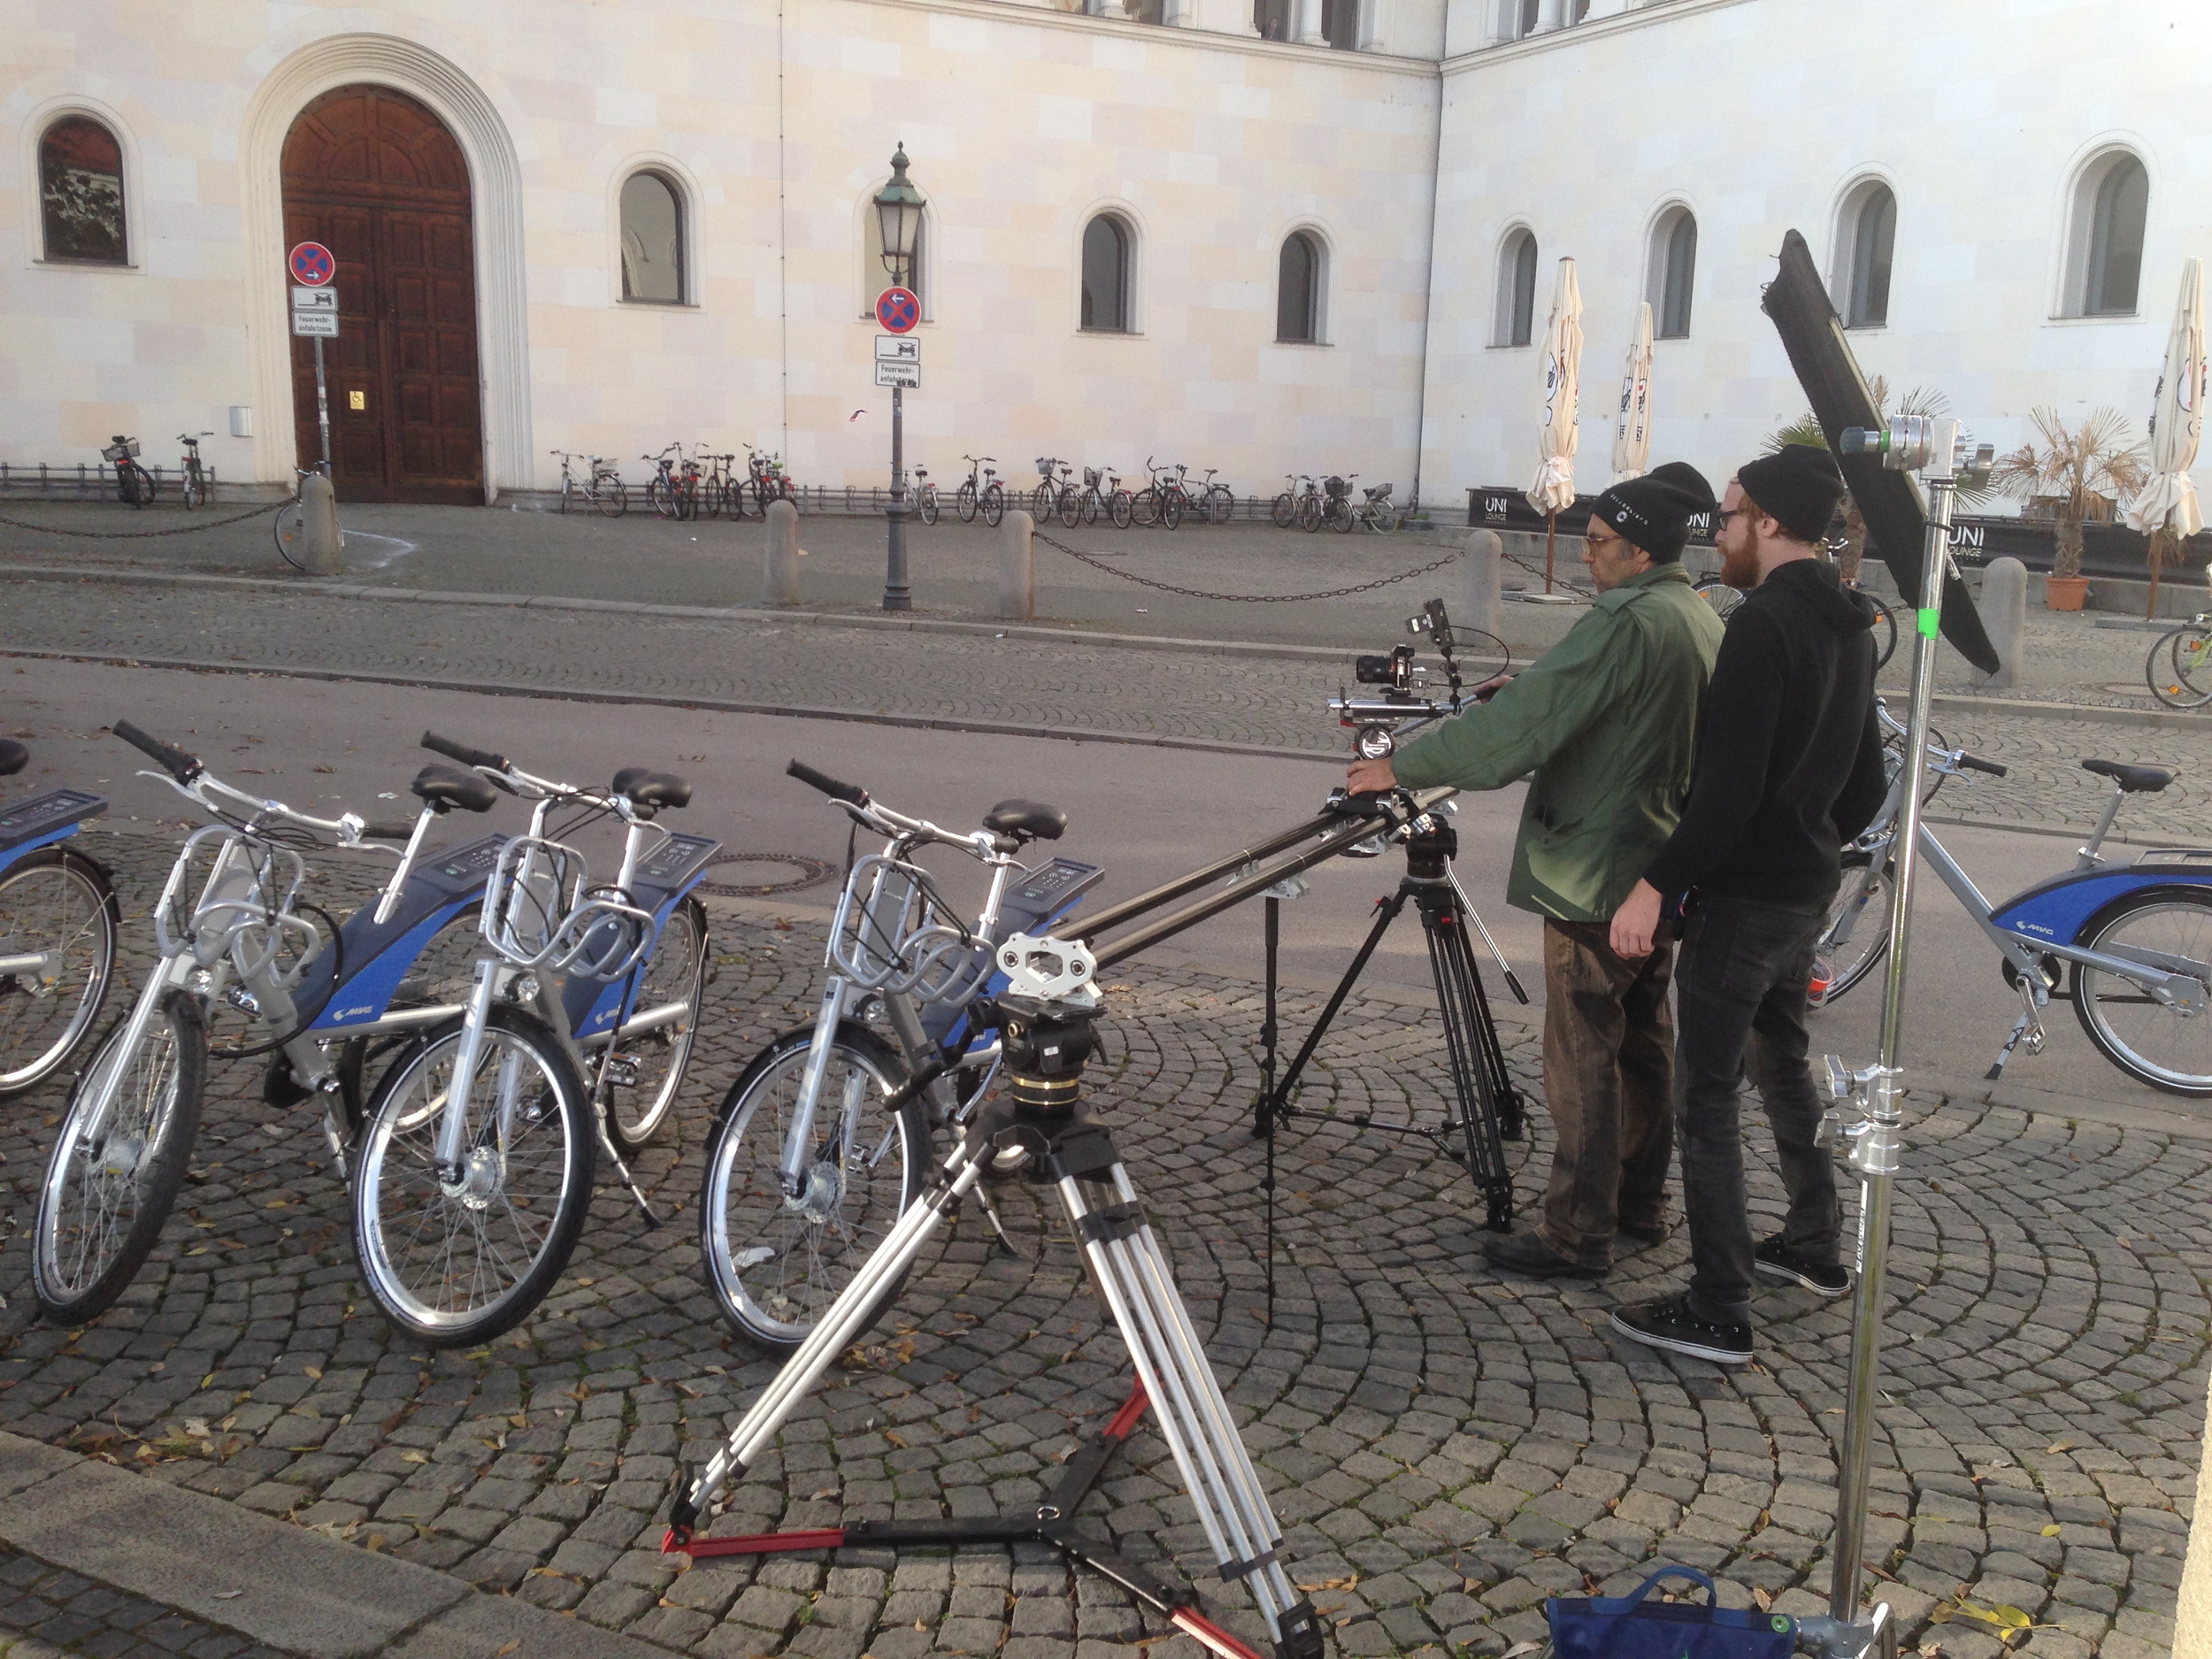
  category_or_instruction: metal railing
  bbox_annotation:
[0,462,222,498]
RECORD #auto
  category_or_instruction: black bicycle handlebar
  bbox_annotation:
[787,758,868,806]
[421,731,511,772]
[359,820,418,841]
[1956,753,2008,778]
[112,719,202,784]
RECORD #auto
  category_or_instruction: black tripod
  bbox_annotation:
[1253,802,1526,1310]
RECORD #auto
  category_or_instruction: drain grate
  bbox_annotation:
[696,850,839,899]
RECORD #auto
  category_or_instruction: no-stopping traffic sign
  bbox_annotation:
[288,242,335,287]
[875,287,919,334]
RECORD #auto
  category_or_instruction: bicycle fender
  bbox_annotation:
[1989,858,2212,947]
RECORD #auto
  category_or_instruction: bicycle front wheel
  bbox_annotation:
[273,494,310,570]
[1108,490,1133,530]
[1298,495,1324,533]
[1327,497,1354,534]
[603,895,708,1156]
[1058,486,1080,530]
[647,477,676,519]
[1866,595,1899,671]
[33,992,206,1323]
[1807,849,1895,1010]
[598,481,627,519]
[181,470,205,511]
[1369,503,1402,534]
[2071,892,2212,1095]
[123,464,156,508]
[981,484,1004,528]
[1204,486,1235,526]
[918,485,940,527]
[2148,622,2212,709]
[1161,491,1183,531]
[0,846,119,1096]
[956,481,978,523]
[1694,576,1744,622]
[1270,492,1296,530]
[352,1003,595,1345]
[700,1021,927,1354]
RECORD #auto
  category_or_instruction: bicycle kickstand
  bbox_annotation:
[1985,975,2048,1082]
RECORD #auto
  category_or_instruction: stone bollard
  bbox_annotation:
[1460,529,1502,643]
[763,499,801,606]
[2177,1371,2212,1656]
[1000,510,1034,621]
[301,472,342,576]
[1972,556,2027,690]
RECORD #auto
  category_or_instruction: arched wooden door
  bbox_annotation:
[282,87,483,504]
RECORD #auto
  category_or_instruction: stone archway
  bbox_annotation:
[282,86,482,503]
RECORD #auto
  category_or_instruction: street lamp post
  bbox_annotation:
[874,145,926,612]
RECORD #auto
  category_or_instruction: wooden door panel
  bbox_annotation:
[281,85,482,505]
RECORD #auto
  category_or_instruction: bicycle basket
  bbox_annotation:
[102,440,141,461]
[827,852,991,1005]
[1325,475,1348,497]
[482,835,657,980]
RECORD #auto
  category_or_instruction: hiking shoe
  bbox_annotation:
[1482,1229,1606,1281]
[1609,1295,1753,1365]
[1754,1234,1851,1298]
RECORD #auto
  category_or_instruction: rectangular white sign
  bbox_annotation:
[291,311,340,338]
[874,335,919,363]
[292,286,338,312]
[875,359,919,388]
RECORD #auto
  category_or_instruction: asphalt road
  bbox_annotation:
[9,656,2202,1127]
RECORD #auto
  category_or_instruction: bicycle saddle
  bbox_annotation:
[2081,757,2176,794]
[411,764,499,815]
[614,767,692,814]
[983,799,1066,842]
[0,739,26,778]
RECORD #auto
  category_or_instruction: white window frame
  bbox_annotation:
[610,157,703,308]
[1077,206,1142,336]
[22,97,142,273]
[1274,224,1331,345]
[1492,224,1539,348]
[1829,174,1897,331]
[2057,143,2151,320]
[1646,202,1698,340]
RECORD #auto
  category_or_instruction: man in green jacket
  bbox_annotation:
[1346,464,1723,1279]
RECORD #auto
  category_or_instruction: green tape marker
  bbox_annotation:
[1916,607,1939,639]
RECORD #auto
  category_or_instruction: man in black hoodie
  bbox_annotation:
[1602,443,1886,1365]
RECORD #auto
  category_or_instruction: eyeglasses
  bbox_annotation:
[1710,507,1738,528]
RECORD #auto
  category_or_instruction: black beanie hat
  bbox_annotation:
[1587,461,1716,564]
[1736,443,1847,543]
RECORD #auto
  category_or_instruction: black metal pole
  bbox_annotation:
[1262,894,1279,1322]
[883,382,910,611]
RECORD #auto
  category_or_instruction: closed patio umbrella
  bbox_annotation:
[2124,257,2206,617]
[1611,300,1654,482]
[1526,257,1582,593]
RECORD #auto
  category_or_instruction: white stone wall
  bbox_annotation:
[0,0,1443,499]
[1422,0,2212,505]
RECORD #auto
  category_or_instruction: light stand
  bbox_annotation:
[873,146,925,613]
[1820,416,1992,1652]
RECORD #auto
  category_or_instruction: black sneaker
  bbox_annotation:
[1482,1229,1606,1281]
[1617,1217,1672,1247]
[1609,1295,1753,1365]
[1754,1235,1851,1298]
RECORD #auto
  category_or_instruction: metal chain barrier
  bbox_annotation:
[1034,527,1463,604]
[0,498,286,540]
[1501,547,1593,602]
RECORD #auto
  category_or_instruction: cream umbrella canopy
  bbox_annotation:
[1525,257,1583,593]
[2124,257,2206,617]
[1611,300,1655,482]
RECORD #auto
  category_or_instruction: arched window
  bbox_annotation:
[1650,207,1697,339]
[1319,0,1358,48]
[1278,232,1322,343]
[1494,227,1539,347]
[1081,214,1132,333]
[1841,181,1895,329]
[39,116,127,265]
[2085,155,2147,316]
[619,171,686,304]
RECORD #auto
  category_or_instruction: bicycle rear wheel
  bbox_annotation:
[918,485,940,527]
[2148,622,2212,709]
[598,481,627,518]
[1203,485,1234,526]
[1327,497,1353,534]
[1270,492,1296,529]
[33,991,206,1323]
[1298,495,1324,533]
[273,493,310,570]
[122,464,156,507]
[1369,502,1401,534]
[956,481,978,524]
[180,469,205,511]
[1866,595,1898,670]
[2071,892,2212,1095]
[1131,488,1159,527]
[603,895,708,1156]
[981,483,1004,528]
[1108,490,1133,530]
[0,846,120,1096]
[352,1003,595,1345]
[1161,490,1184,530]
[700,1021,927,1354]
[1058,486,1080,529]
[1080,490,1101,526]
[1694,576,1743,621]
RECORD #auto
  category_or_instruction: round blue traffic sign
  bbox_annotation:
[289,242,335,287]
[876,287,920,334]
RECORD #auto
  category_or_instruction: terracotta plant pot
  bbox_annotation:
[2045,575,2088,611]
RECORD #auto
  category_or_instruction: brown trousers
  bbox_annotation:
[1536,918,1676,1269]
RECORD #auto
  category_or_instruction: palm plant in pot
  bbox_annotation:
[1989,407,2147,610]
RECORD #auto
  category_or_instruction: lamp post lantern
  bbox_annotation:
[874,145,926,611]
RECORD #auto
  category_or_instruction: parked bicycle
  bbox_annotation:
[552,449,628,518]
[1343,478,1400,534]
[747,445,797,514]
[1271,474,1317,530]
[911,465,940,526]
[1058,465,1112,528]
[698,450,741,519]
[1030,457,1071,521]
[175,433,215,510]
[102,436,155,508]
[1808,700,2212,1094]
[272,465,327,572]
[0,740,118,1098]
[1131,457,1186,530]
[349,732,718,1344]
[698,760,1100,1350]
[2147,612,2212,710]
[954,455,998,525]
[641,444,688,520]
[1190,466,1236,526]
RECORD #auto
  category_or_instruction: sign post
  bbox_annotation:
[875,286,922,610]
[288,242,337,472]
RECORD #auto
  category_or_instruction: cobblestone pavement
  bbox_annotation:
[0,830,2203,1659]
[6,578,2212,842]
[0,1546,292,1659]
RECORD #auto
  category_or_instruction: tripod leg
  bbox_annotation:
[1423,904,1516,1232]
[672,1137,989,1532]
[1258,890,1407,1133]
[1054,1147,1322,1659]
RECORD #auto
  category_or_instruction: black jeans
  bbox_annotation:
[1673,895,1841,1325]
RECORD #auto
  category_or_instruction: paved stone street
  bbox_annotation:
[1,829,2204,1659]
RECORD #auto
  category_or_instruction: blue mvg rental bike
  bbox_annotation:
[0,739,118,1097]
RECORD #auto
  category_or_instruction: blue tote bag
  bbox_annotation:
[1548,1566,1795,1659]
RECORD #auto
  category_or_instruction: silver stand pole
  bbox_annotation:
[1827,419,1971,1633]
[884,381,910,611]
[313,336,332,472]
